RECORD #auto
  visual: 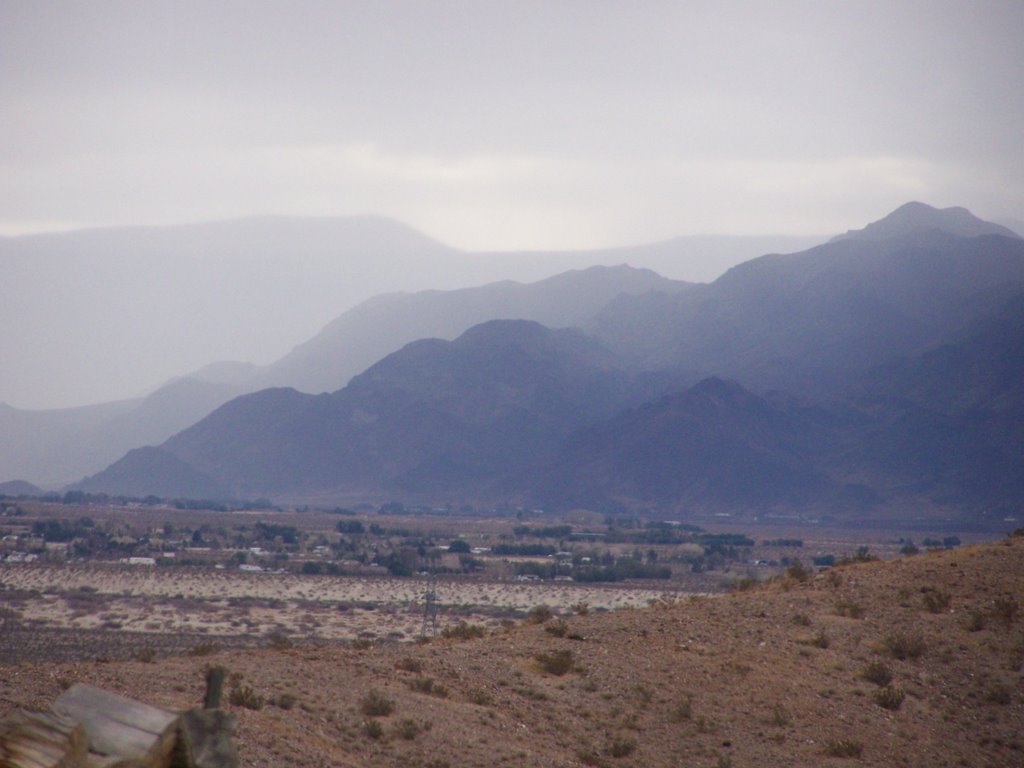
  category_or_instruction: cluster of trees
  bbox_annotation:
[573,557,671,582]
[512,525,573,538]
[17,490,276,512]
[492,543,557,556]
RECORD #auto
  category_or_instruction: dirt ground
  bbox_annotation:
[2,534,1021,767]
[0,565,675,656]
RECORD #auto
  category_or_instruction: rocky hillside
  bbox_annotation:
[3,535,1021,767]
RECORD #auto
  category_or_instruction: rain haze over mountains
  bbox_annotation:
[2,3,1024,522]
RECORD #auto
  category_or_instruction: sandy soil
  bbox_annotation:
[0,564,677,645]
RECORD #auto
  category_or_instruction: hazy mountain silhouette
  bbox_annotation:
[75,446,229,500]
[78,321,645,499]
[0,479,44,497]
[255,264,688,394]
[1,216,817,412]
[0,379,247,488]
[1,265,684,487]
[831,201,1020,242]
[0,216,457,411]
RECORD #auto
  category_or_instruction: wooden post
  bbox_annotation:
[203,667,226,710]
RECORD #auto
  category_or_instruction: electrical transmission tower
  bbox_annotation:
[420,571,438,638]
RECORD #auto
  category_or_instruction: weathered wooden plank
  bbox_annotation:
[3,730,66,760]
[5,744,59,768]
[3,682,239,768]
[0,709,87,768]
[55,686,177,737]
[80,753,146,768]
[71,717,152,760]
[53,684,179,766]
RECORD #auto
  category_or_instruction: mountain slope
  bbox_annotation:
[0,379,246,488]
[844,293,1024,513]
[832,200,1020,241]
[529,377,850,514]
[0,479,43,496]
[589,219,1024,395]
[79,321,643,499]
[70,204,1024,519]
[256,264,688,395]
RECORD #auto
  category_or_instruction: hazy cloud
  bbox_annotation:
[2,0,1022,248]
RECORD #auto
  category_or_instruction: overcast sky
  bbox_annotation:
[2,0,1023,250]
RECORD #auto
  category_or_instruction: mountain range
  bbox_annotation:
[0,265,686,486]
[0,217,816,411]
[68,203,1024,524]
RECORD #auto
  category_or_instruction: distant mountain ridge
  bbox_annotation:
[0,379,246,487]
[831,201,1020,242]
[255,264,688,394]
[0,479,43,497]
[75,202,1024,522]
[588,222,1024,396]
[0,265,685,486]
[0,214,820,412]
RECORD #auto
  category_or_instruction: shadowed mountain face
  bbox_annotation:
[78,297,1024,521]
[589,228,1024,396]
[846,292,1024,512]
[527,377,844,514]
[79,321,646,500]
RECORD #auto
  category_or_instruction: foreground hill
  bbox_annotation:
[3,536,1021,767]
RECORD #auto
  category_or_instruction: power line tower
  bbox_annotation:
[0,595,18,664]
[420,571,438,639]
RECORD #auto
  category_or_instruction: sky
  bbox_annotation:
[2,0,1023,251]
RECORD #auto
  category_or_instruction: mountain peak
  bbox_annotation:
[832,202,1020,243]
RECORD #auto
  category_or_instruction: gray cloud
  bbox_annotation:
[2,1,1022,247]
